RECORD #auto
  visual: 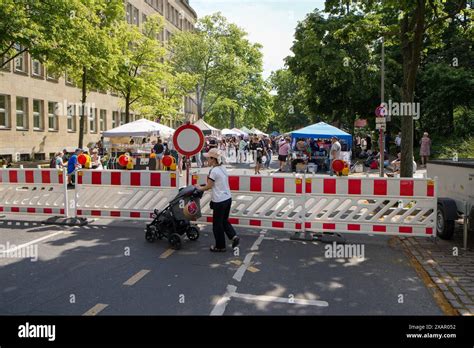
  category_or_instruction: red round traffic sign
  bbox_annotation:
[173,124,205,157]
[375,105,386,117]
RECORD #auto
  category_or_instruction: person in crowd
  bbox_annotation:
[385,133,391,154]
[62,149,69,163]
[153,139,165,170]
[238,137,247,163]
[250,136,264,174]
[366,134,372,151]
[91,148,102,170]
[395,132,402,154]
[195,148,240,253]
[419,132,431,168]
[264,137,273,169]
[67,148,82,188]
[390,152,401,173]
[55,152,64,169]
[296,138,307,152]
[278,137,291,172]
[329,136,341,176]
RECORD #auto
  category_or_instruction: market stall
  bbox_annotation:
[102,118,175,170]
[193,119,221,137]
[289,122,353,173]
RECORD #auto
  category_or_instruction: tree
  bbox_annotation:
[325,0,470,176]
[45,0,124,149]
[269,69,311,133]
[106,14,167,124]
[169,13,267,122]
[0,0,80,68]
[287,10,380,134]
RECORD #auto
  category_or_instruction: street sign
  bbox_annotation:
[376,117,386,130]
[173,124,205,157]
[375,105,386,117]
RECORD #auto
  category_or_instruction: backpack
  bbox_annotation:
[49,157,56,168]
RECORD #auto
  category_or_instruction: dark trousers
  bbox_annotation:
[212,198,237,249]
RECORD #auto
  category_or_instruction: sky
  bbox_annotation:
[191,0,326,79]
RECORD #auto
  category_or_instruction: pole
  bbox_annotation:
[379,36,385,178]
[186,155,190,186]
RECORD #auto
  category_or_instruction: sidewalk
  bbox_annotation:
[400,220,474,316]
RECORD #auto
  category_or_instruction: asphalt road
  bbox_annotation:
[0,217,443,315]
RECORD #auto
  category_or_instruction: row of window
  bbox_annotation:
[139,0,194,31]
[0,94,137,133]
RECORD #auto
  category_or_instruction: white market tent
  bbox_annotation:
[194,119,221,137]
[222,128,240,136]
[103,118,175,138]
[232,128,248,136]
[250,128,268,136]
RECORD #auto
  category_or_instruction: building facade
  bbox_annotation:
[0,0,197,162]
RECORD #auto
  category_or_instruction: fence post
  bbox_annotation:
[63,167,69,217]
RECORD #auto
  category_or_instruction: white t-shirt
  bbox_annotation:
[330,141,341,160]
[208,166,232,203]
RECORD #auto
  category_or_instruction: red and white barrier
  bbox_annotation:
[191,171,437,238]
[75,170,179,220]
[0,168,68,218]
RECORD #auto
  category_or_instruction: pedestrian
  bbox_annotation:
[55,152,64,169]
[153,139,164,170]
[278,137,291,172]
[395,132,401,154]
[250,135,264,174]
[366,135,372,151]
[195,148,240,253]
[91,149,102,170]
[329,136,341,176]
[419,132,431,168]
[67,148,82,188]
[264,137,272,168]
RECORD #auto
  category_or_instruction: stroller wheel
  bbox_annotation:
[145,230,156,243]
[186,226,200,241]
[169,233,182,250]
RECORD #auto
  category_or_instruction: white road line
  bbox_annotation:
[250,231,266,251]
[0,231,64,254]
[233,230,266,282]
[210,285,237,316]
[123,270,150,286]
[231,292,329,307]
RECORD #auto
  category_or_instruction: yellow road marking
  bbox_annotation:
[247,266,260,273]
[83,303,108,316]
[230,260,243,266]
[123,269,150,286]
[160,248,175,259]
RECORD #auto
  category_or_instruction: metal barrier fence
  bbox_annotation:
[0,168,68,217]
[0,167,437,238]
[191,172,437,237]
[74,170,179,220]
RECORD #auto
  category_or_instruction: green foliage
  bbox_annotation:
[432,137,474,159]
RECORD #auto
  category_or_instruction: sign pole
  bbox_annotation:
[186,156,190,186]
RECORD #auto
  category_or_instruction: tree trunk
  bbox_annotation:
[125,91,131,124]
[78,66,87,149]
[230,108,235,129]
[399,0,425,178]
[196,84,203,120]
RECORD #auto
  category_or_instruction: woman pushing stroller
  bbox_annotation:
[195,148,240,252]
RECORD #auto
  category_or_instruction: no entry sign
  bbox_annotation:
[173,124,205,157]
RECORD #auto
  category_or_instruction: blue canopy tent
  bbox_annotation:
[291,122,352,148]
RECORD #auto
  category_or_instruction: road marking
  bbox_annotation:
[247,266,260,273]
[123,270,150,286]
[231,292,329,307]
[0,231,64,254]
[83,303,109,316]
[160,248,175,259]
[230,260,242,266]
[210,285,237,316]
[232,230,266,282]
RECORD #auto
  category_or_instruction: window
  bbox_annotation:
[100,110,107,131]
[67,104,76,132]
[31,59,43,77]
[0,94,10,128]
[89,107,97,133]
[48,102,58,131]
[126,3,132,24]
[33,99,44,130]
[34,153,45,161]
[20,154,30,161]
[133,7,139,26]
[46,68,60,81]
[120,112,126,126]
[65,73,74,86]
[142,14,147,25]
[14,52,27,73]
[167,3,171,19]
[112,111,118,128]
[16,97,28,129]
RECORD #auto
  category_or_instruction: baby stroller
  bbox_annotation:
[145,186,203,250]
